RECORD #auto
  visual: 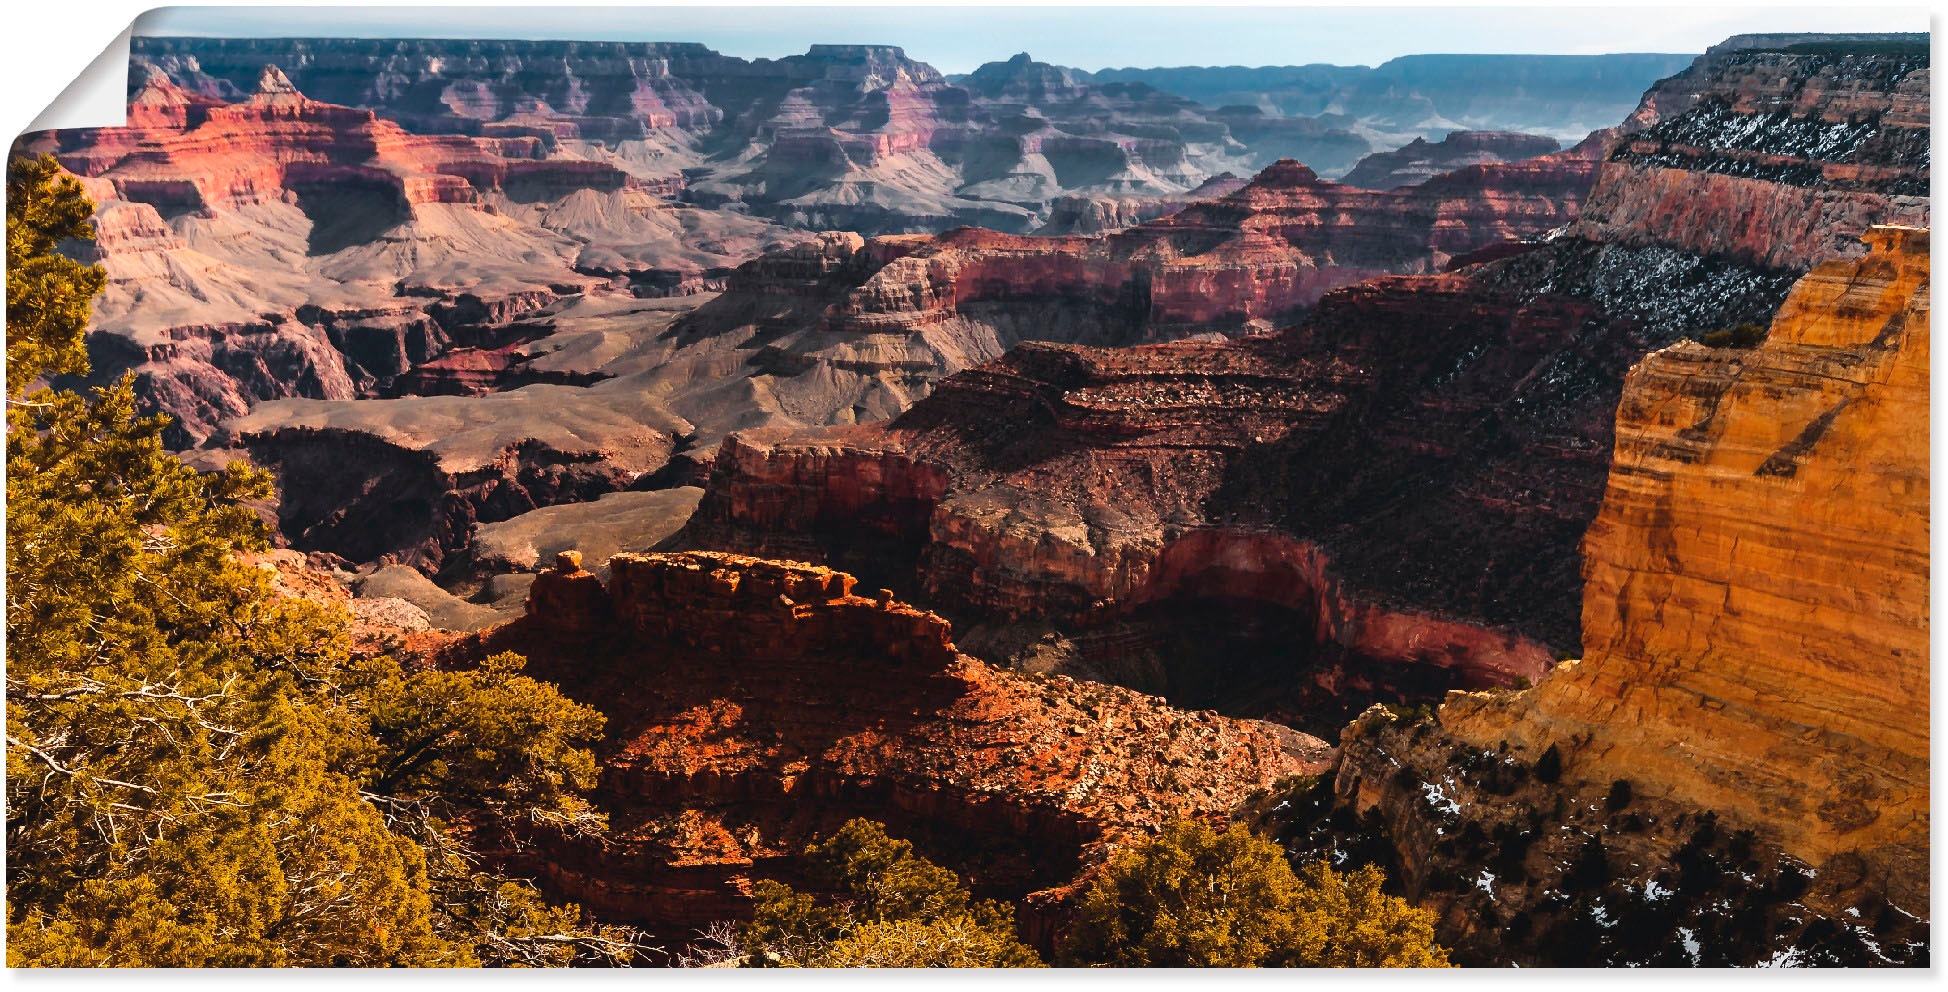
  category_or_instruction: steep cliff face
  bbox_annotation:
[1441,225,1929,904]
[455,552,1327,949]
[1574,43,1929,270]
[1308,227,1930,966]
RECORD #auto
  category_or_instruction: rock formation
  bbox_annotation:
[1305,225,1930,966]
[1576,43,1929,270]
[20,66,797,445]
[1441,225,1930,904]
[666,36,1928,734]
[120,39,1380,235]
[673,275,1641,727]
[452,551,1329,949]
[1338,130,1563,189]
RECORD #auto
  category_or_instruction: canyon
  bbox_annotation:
[663,37,1928,726]
[60,35,1921,726]
[14,28,1934,967]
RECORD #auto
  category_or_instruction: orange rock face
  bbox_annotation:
[1443,226,1930,911]
[458,551,1327,949]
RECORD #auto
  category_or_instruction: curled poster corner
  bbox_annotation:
[24,24,132,134]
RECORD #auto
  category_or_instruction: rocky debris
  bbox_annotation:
[1338,130,1564,189]
[1440,227,1930,912]
[443,551,1327,950]
[1287,705,1927,966]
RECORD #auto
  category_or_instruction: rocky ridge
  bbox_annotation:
[454,551,1328,949]
[1338,130,1564,190]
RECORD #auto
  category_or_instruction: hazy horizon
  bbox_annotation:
[130,5,1929,75]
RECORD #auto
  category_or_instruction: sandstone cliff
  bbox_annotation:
[1440,225,1929,905]
[1303,226,1930,966]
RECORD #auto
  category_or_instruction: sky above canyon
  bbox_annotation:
[133,4,1929,73]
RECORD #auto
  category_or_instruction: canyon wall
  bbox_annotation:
[1574,42,1929,270]
[122,40,1381,233]
[1305,225,1930,966]
[1440,225,1930,906]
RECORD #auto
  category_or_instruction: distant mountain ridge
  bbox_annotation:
[1068,53,1700,141]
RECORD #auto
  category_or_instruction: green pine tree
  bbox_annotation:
[5,154,637,967]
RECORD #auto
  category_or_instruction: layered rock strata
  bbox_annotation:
[454,551,1328,948]
[124,40,1369,234]
[1440,226,1930,905]
[1312,227,1930,966]
[20,67,796,445]
[1574,42,1929,270]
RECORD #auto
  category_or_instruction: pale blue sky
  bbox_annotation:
[133,5,1929,73]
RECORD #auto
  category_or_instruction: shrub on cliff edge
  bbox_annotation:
[730,818,1044,967]
[1059,819,1450,967]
